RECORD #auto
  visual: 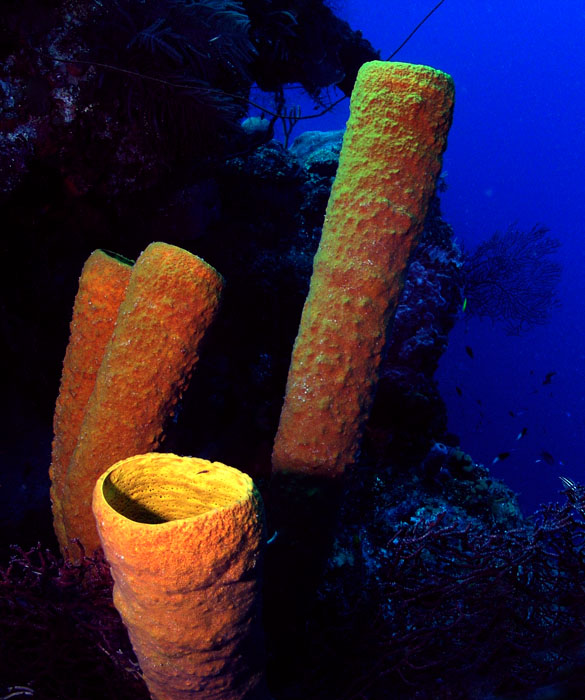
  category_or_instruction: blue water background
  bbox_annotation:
[262,1,585,513]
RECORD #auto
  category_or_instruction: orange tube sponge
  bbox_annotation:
[92,453,270,700]
[50,249,133,549]
[59,242,224,557]
[272,61,454,477]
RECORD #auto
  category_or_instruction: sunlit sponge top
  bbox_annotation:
[101,453,250,524]
[93,453,265,585]
[92,452,268,700]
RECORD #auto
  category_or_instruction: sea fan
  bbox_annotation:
[462,224,562,334]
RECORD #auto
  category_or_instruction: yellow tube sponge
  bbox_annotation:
[272,61,455,477]
[60,242,224,557]
[92,453,270,700]
[50,249,133,549]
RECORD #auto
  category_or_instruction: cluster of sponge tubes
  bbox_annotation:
[49,60,454,700]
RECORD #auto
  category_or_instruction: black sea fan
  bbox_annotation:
[462,224,562,334]
[80,0,257,158]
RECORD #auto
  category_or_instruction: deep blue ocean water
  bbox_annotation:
[263,0,585,513]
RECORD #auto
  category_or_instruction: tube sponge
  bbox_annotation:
[50,249,133,549]
[58,242,224,557]
[272,61,455,477]
[92,453,270,700]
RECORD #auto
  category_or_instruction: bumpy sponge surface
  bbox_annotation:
[272,61,455,477]
[92,453,269,700]
[59,242,224,557]
[50,249,133,549]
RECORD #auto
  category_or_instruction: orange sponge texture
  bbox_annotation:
[58,242,224,556]
[92,453,269,700]
[50,249,133,548]
[272,61,455,477]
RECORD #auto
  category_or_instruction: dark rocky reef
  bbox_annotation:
[0,0,378,202]
[365,195,465,470]
[296,468,585,699]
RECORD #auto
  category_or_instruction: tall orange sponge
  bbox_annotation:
[272,61,455,477]
[59,242,224,557]
[50,249,133,549]
[92,453,270,700]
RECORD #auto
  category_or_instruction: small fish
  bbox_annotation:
[492,451,511,464]
[540,450,555,466]
[455,386,463,396]
[560,477,585,516]
[462,297,467,313]
[465,345,474,359]
[559,475,576,491]
[509,410,516,417]
[516,427,528,441]
[542,372,556,385]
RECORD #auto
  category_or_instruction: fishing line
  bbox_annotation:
[387,0,448,60]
